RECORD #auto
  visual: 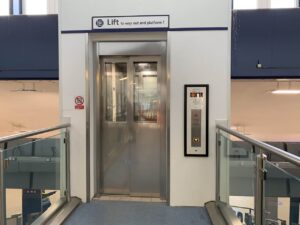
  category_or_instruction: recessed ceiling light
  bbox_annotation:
[271,89,300,95]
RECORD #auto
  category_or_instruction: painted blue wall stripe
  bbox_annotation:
[169,27,228,31]
[61,27,228,34]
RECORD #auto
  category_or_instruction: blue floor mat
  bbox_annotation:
[63,200,212,225]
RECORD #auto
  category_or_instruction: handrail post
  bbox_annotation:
[255,152,267,225]
[65,128,71,202]
[215,128,220,201]
[0,149,6,225]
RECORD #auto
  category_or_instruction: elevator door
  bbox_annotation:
[100,56,163,197]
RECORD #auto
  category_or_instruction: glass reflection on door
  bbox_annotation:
[105,62,127,122]
[133,62,158,122]
[102,61,130,195]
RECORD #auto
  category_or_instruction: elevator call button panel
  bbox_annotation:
[184,85,209,157]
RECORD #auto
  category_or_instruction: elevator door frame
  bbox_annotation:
[95,41,168,200]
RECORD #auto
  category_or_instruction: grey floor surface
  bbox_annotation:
[63,200,212,225]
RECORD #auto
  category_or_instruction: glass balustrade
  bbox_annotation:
[216,125,300,225]
[0,124,70,225]
[218,131,257,224]
[264,158,300,225]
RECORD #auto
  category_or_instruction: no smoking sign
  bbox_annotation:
[75,96,84,110]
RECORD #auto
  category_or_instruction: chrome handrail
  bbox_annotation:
[216,124,300,167]
[0,123,71,145]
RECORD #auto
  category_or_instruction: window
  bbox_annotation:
[13,0,21,15]
[0,0,10,15]
[233,0,298,9]
[24,0,48,15]
[271,0,296,8]
[1,0,57,15]
[234,0,257,9]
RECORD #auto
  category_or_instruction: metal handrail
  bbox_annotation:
[0,123,71,145]
[216,124,300,167]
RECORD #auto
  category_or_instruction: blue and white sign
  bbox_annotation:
[92,15,169,30]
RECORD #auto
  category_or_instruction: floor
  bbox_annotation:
[63,200,212,225]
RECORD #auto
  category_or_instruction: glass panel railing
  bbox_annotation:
[3,131,67,225]
[264,159,300,225]
[218,131,256,225]
[216,125,300,225]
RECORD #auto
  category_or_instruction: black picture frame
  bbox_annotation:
[184,84,209,157]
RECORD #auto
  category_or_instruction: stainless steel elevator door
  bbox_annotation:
[100,56,162,197]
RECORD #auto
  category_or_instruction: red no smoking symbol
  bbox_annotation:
[75,96,84,109]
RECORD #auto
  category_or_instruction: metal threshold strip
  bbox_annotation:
[205,201,243,225]
[32,197,81,225]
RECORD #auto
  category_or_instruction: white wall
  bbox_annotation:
[60,34,88,202]
[60,0,229,30]
[169,31,230,206]
[0,81,59,136]
[59,0,231,206]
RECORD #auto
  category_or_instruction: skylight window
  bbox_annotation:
[233,0,298,9]
[271,0,296,8]
[234,0,258,9]
[0,0,10,15]
[24,0,47,15]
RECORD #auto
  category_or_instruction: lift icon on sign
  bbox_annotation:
[96,19,104,27]
[75,96,84,110]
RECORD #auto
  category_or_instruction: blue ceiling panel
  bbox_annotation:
[0,15,58,80]
[232,9,300,79]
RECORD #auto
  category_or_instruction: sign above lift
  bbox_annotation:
[92,15,169,31]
